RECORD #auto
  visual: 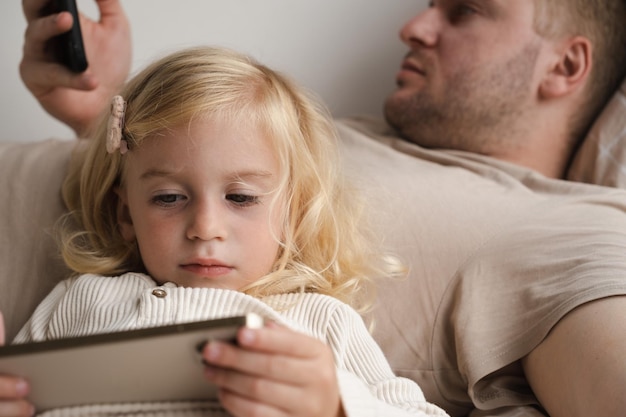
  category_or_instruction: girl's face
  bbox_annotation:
[116,116,285,290]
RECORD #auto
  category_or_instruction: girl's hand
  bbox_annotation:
[0,313,33,417]
[0,377,33,417]
[20,0,131,137]
[202,322,344,417]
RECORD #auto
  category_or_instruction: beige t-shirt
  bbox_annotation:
[336,117,626,416]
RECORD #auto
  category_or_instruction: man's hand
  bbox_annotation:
[202,322,344,417]
[20,0,131,137]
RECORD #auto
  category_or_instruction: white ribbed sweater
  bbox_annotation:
[14,273,448,417]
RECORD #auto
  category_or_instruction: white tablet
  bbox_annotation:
[0,313,264,412]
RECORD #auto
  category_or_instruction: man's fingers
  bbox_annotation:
[22,12,73,59]
[22,0,51,21]
[95,0,126,21]
[20,60,97,96]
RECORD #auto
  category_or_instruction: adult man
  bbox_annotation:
[385,2,626,179]
[376,4,626,417]
[3,0,626,416]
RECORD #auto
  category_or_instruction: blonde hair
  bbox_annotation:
[533,0,626,144]
[61,46,400,311]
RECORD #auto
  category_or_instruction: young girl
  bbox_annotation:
[13,46,447,417]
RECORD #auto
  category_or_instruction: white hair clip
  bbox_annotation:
[106,95,128,155]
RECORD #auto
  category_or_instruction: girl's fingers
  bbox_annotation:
[0,312,5,346]
[203,340,301,383]
[206,365,337,417]
[203,329,330,385]
[237,324,326,357]
[0,376,29,400]
[218,388,283,417]
[0,400,35,417]
[205,365,301,407]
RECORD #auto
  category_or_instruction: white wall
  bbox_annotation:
[0,1,426,142]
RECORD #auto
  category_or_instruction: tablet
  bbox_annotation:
[0,313,263,412]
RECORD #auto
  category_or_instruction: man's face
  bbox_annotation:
[384,0,547,155]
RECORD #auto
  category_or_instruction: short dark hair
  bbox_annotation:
[534,0,626,143]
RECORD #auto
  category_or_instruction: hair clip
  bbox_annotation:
[106,95,128,155]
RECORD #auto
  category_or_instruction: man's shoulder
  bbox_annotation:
[335,116,395,138]
[335,115,536,181]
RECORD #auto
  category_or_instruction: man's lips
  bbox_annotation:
[395,56,427,88]
[400,58,425,75]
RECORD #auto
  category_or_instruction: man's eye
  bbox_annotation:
[226,194,259,206]
[450,4,478,20]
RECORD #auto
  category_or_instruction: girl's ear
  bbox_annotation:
[539,36,592,100]
[115,186,136,242]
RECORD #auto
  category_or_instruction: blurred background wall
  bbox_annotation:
[0,0,426,142]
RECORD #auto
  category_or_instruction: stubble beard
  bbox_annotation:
[384,43,541,156]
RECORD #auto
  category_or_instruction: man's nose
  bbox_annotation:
[399,7,440,48]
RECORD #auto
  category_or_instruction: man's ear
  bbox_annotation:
[539,36,592,100]
[115,186,136,242]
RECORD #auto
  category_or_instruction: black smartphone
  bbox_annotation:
[42,0,88,72]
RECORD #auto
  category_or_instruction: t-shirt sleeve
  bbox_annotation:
[445,194,626,410]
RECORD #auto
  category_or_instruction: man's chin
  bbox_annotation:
[383,93,407,128]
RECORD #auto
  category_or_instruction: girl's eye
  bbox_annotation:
[226,194,260,207]
[152,194,186,207]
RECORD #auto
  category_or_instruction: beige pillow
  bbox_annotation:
[567,77,626,186]
[0,139,73,341]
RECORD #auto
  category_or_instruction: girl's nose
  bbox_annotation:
[186,201,227,241]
